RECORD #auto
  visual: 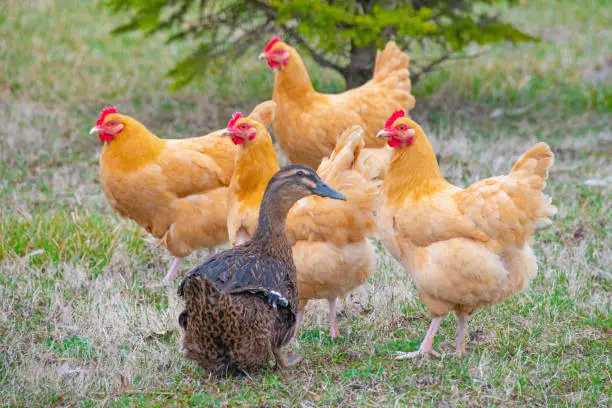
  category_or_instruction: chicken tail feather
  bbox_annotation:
[320,127,380,230]
[511,142,554,191]
[510,142,557,227]
[372,41,411,91]
[325,126,365,172]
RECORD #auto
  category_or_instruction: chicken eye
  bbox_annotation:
[239,124,248,130]
[398,125,406,131]
[275,49,283,54]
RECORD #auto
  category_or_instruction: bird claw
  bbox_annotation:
[286,354,302,367]
[272,350,301,372]
[455,339,467,357]
[395,349,441,360]
[329,326,339,339]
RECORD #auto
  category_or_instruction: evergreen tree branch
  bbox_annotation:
[411,49,490,84]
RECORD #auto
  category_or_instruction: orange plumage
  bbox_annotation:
[353,145,393,182]
[92,108,239,283]
[225,101,378,338]
[225,102,281,246]
[260,37,416,169]
[375,112,556,357]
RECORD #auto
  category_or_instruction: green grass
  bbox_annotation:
[1,0,611,406]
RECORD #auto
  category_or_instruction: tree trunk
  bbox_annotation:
[342,42,378,88]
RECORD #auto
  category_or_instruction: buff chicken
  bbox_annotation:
[374,110,556,357]
[259,36,415,169]
[90,107,239,283]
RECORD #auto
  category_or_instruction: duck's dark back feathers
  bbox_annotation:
[178,243,294,310]
[179,273,295,373]
[177,223,297,374]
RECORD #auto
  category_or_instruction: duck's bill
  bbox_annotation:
[313,180,346,201]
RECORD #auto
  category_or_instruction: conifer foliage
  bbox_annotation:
[104,0,536,89]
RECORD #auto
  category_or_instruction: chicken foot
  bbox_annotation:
[294,299,339,339]
[273,347,302,378]
[395,317,442,359]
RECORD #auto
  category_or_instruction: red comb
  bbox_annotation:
[97,106,117,126]
[227,112,244,128]
[264,37,281,53]
[385,109,405,129]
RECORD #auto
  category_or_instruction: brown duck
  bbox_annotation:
[177,165,346,374]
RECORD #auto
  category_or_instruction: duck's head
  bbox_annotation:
[266,164,346,204]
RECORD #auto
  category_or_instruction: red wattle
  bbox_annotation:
[231,136,245,145]
[387,136,414,148]
[99,133,114,142]
[387,137,402,148]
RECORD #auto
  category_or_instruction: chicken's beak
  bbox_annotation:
[258,53,267,60]
[376,129,391,139]
[89,126,102,135]
[220,128,235,137]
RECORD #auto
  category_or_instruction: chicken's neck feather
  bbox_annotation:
[383,135,448,206]
[273,48,316,103]
[101,121,165,172]
[231,131,281,207]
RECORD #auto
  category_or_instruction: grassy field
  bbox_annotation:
[1,0,611,406]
